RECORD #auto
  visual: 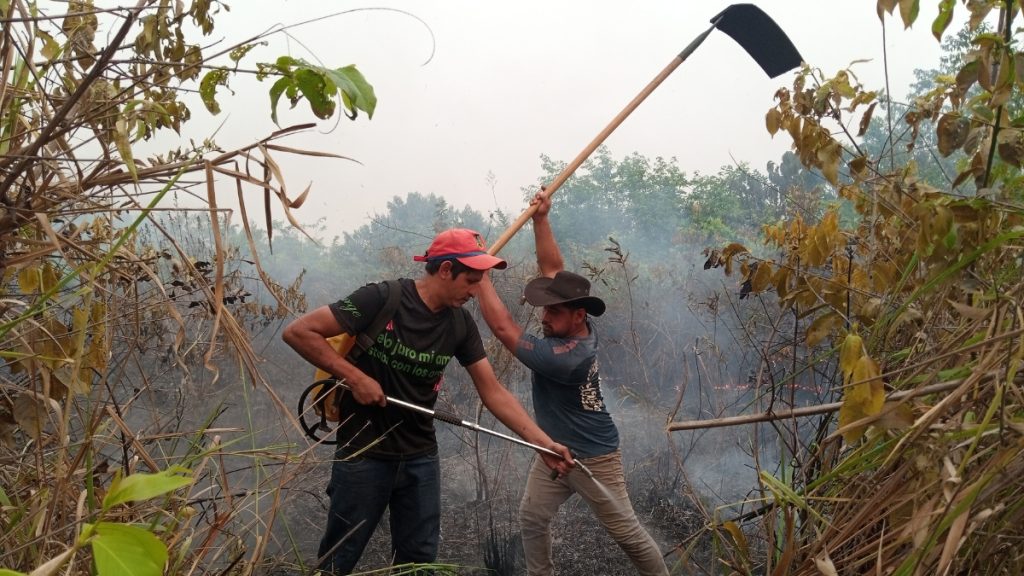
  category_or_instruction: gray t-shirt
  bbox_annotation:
[514,322,619,459]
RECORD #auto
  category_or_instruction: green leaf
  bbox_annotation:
[329,65,377,119]
[898,0,919,28]
[943,224,958,249]
[88,522,167,576]
[102,467,192,510]
[0,570,28,576]
[259,57,376,123]
[229,41,264,63]
[293,68,335,119]
[198,69,229,115]
[932,0,955,41]
[274,55,299,73]
[269,76,291,126]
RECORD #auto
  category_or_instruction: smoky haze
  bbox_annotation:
[109,1,960,572]
[127,195,834,572]
[137,0,952,239]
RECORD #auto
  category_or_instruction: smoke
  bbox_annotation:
[107,209,833,571]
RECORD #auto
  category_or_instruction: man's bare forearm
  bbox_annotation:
[533,214,563,277]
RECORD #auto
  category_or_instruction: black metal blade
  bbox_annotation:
[711,4,802,78]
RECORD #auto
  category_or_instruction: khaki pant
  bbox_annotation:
[519,450,670,576]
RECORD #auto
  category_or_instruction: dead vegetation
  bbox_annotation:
[686,4,1024,574]
[0,1,363,574]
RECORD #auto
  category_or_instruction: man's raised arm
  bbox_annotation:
[531,191,563,278]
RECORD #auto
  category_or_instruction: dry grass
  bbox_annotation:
[681,16,1024,573]
[0,2,354,574]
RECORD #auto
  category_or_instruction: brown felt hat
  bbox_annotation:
[523,271,605,317]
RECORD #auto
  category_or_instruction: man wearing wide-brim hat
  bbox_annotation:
[477,193,669,576]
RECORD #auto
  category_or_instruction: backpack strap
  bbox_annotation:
[452,306,467,348]
[349,279,402,361]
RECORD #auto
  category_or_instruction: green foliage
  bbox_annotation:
[199,69,230,115]
[85,522,168,576]
[102,467,192,510]
[534,147,784,251]
[536,148,688,249]
[256,56,377,125]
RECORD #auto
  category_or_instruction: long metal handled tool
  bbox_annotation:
[299,379,594,478]
[486,4,803,255]
[386,394,594,479]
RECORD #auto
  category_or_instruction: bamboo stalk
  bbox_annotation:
[665,379,965,432]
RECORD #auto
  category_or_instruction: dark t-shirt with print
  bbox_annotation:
[513,322,619,459]
[328,278,485,459]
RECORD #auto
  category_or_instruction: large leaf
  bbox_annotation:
[198,69,229,114]
[12,390,61,440]
[766,107,782,136]
[997,129,1024,167]
[328,65,377,119]
[838,355,885,443]
[268,76,291,125]
[898,0,919,28]
[293,68,335,119]
[87,522,167,576]
[102,467,192,510]
[839,332,863,384]
[936,113,969,157]
[17,264,40,293]
[932,0,955,40]
[751,261,773,293]
[806,312,841,348]
[36,27,61,61]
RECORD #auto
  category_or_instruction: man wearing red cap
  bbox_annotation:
[283,229,573,574]
[477,194,669,576]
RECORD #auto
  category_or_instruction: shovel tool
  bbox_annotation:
[299,379,596,478]
[487,3,802,255]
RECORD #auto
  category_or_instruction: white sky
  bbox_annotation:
[162,1,964,238]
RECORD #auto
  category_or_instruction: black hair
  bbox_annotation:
[547,302,588,314]
[424,258,473,278]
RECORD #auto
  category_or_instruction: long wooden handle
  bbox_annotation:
[487,24,716,256]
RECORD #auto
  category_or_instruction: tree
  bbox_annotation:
[533,147,693,253]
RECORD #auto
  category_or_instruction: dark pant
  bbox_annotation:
[317,450,441,575]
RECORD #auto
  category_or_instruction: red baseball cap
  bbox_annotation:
[413,228,507,270]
